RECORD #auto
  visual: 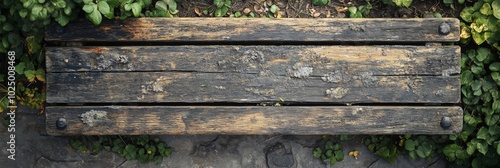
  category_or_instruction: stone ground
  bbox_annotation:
[1,105,447,168]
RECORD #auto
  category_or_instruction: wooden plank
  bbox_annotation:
[45,106,463,135]
[45,18,460,42]
[46,46,461,76]
[46,72,460,103]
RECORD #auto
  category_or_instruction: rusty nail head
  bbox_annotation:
[440,116,452,129]
[56,118,67,130]
[439,23,451,35]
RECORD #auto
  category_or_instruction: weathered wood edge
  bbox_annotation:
[45,18,460,42]
[45,106,463,135]
[46,45,461,76]
[45,72,460,103]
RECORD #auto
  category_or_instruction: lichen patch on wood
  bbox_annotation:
[326,87,349,99]
[352,72,379,87]
[95,54,130,70]
[80,110,108,127]
[142,76,173,94]
[322,70,351,83]
[287,63,313,78]
[442,67,460,76]
[245,88,276,96]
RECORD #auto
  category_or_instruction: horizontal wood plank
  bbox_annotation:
[46,46,460,76]
[46,72,460,103]
[45,106,463,135]
[45,18,460,42]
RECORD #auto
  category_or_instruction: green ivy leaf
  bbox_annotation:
[409,150,417,160]
[131,2,142,17]
[467,142,476,155]
[482,80,495,92]
[339,135,349,141]
[215,8,223,17]
[24,70,36,82]
[477,127,489,140]
[404,139,415,151]
[456,149,468,160]
[489,125,500,136]
[270,5,279,13]
[35,69,45,82]
[443,144,460,161]
[477,140,488,155]
[214,0,224,8]
[471,80,482,91]
[461,7,475,23]
[325,141,334,150]
[491,90,499,100]
[326,149,333,157]
[417,142,432,158]
[492,72,500,85]
[334,150,344,161]
[497,142,500,155]
[329,156,336,165]
[54,0,67,8]
[485,115,500,126]
[480,3,492,15]
[494,100,500,113]
[493,0,500,19]
[471,64,484,75]
[98,1,111,15]
[392,0,413,8]
[155,1,167,12]
[124,4,132,11]
[461,70,474,85]
[55,13,69,26]
[87,5,102,25]
[333,143,341,151]
[348,6,357,14]
[472,31,487,45]
[312,147,322,158]
[15,62,26,75]
[83,4,94,14]
[476,48,491,62]
[376,146,390,157]
[31,4,43,17]
[167,0,177,12]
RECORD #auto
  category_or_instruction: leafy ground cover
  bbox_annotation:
[1,0,499,167]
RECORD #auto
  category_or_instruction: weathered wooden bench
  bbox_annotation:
[44,18,462,135]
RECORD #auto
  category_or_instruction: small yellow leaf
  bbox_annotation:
[274,12,281,18]
[348,150,359,160]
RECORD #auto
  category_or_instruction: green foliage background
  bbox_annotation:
[2,0,500,166]
[339,0,500,167]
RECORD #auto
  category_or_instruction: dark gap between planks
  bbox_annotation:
[44,41,431,47]
[46,70,460,76]
[46,102,460,107]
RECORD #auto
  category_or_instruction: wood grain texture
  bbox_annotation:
[46,46,461,76]
[46,71,459,103]
[45,18,460,42]
[45,106,463,135]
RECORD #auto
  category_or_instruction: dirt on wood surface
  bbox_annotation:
[177,0,463,18]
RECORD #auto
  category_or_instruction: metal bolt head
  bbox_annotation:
[440,117,452,129]
[439,23,451,35]
[56,118,67,130]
